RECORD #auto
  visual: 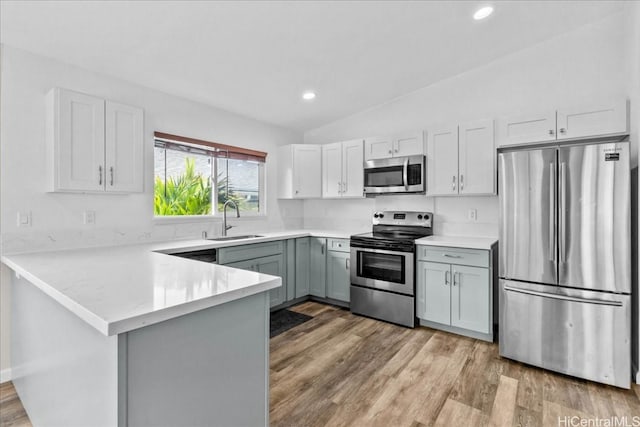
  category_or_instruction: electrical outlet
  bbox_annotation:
[468,209,477,221]
[83,210,96,225]
[16,211,32,227]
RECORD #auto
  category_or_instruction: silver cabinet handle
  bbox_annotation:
[109,166,114,186]
[460,174,464,191]
[549,163,556,263]
[337,182,341,194]
[321,243,325,255]
[453,271,459,286]
[295,190,299,195]
[394,148,398,153]
[444,270,450,285]
[559,128,566,134]
[388,149,392,154]
[343,181,347,193]
[559,162,567,263]
[452,175,456,191]
[548,129,555,136]
[345,258,350,270]
[98,165,103,185]
[443,254,462,258]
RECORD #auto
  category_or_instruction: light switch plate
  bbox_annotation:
[17,211,32,227]
[468,209,477,221]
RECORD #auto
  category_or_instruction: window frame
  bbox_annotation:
[153,132,267,219]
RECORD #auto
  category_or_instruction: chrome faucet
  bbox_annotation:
[222,200,240,236]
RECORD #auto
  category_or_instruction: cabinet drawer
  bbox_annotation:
[417,246,489,268]
[327,238,349,253]
[218,241,284,264]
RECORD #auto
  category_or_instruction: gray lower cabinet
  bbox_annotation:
[326,239,350,302]
[219,241,286,308]
[295,238,311,298]
[309,238,327,297]
[416,245,495,341]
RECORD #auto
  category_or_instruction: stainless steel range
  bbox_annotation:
[350,211,433,327]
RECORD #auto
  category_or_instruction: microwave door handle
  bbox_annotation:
[403,158,409,190]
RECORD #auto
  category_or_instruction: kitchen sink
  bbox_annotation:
[207,235,264,241]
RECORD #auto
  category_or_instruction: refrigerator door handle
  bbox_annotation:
[549,164,556,263]
[559,162,567,263]
[503,285,623,307]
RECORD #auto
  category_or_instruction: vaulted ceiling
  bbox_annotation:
[0,1,627,131]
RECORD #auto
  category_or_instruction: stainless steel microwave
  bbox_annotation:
[363,155,425,195]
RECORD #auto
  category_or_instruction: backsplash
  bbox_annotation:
[302,194,498,237]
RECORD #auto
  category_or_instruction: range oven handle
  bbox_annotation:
[503,285,623,307]
[403,158,409,190]
[351,246,415,258]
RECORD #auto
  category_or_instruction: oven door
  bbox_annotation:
[350,247,414,295]
[363,155,425,194]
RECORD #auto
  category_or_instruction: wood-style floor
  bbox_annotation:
[2,301,639,426]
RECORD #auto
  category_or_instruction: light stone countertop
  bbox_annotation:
[415,235,498,250]
[1,229,352,337]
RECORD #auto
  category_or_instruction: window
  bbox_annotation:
[154,132,266,217]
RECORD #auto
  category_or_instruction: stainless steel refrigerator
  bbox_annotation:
[498,139,631,388]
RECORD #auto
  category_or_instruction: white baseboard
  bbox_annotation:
[0,367,12,384]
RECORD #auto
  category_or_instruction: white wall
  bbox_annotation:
[0,45,304,376]
[303,12,633,238]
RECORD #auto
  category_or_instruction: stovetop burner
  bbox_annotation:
[350,211,433,252]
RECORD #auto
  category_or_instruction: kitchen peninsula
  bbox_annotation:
[1,240,282,427]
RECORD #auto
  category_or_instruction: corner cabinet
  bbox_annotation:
[427,119,495,196]
[497,99,629,147]
[322,139,364,198]
[416,243,497,341]
[277,144,322,199]
[46,87,144,193]
[364,131,425,160]
[218,241,286,308]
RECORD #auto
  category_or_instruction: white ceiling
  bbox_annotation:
[0,1,628,132]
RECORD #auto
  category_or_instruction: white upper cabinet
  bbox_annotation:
[427,119,495,196]
[364,131,424,160]
[278,144,322,199]
[497,99,628,147]
[322,139,364,199]
[556,99,628,140]
[458,119,495,195]
[427,127,458,196]
[47,88,144,193]
[105,101,144,192]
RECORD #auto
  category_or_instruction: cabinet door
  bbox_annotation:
[295,238,310,298]
[364,136,393,160]
[53,88,105,192]
[418,261,451,325]
[309,238,327,297]
[254,255,286,307]
[451,265,490,333]
[326,251,350,302]
[496,111,556,146]
[322,142,342,198]
[458,119,495,195]
[341,139,364,198]
[557,99,628,140]
[105,102,144,192]
[427,126,458,196]
[393,132,425,157]
[293,145,321,198]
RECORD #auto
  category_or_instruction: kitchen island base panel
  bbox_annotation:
[11,274,270,427]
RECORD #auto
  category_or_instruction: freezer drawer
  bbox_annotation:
[499,279,631,388]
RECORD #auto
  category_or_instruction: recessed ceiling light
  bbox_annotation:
[302,91,316,101]
[473,6,494,20]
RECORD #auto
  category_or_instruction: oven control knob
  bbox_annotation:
[379,213,384,218]
[424,213,430,220]
[417,214,423,220]
[373,213,379,218]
